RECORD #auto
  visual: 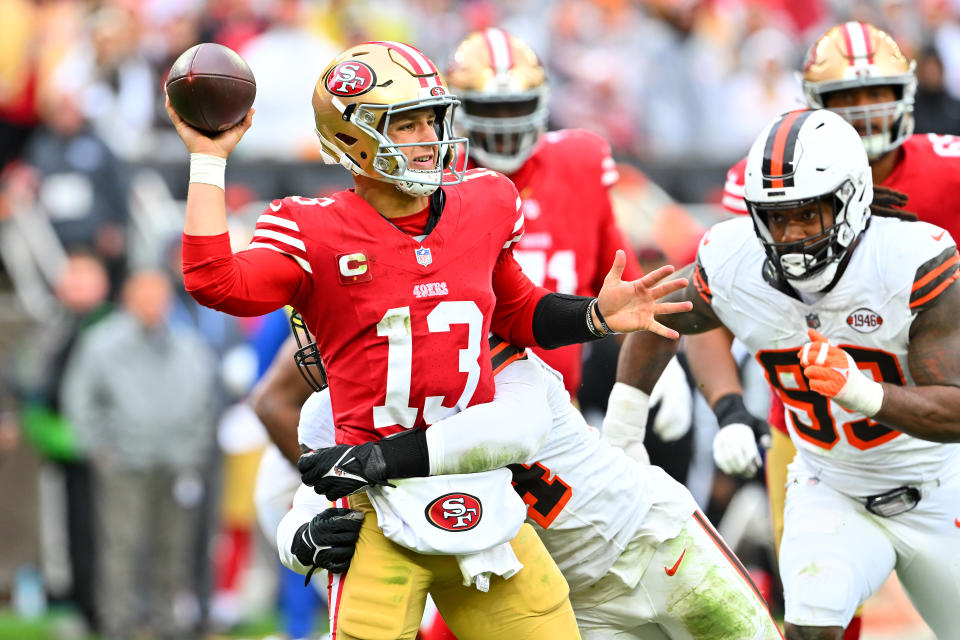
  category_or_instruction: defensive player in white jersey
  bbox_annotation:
[612,108,960,640]
[284,335,783,640]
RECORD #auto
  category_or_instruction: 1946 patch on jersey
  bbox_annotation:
[846,308,883,333]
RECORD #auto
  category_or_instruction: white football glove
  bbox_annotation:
[710,392,768,478]
[602,382,651,465]
[650,356,693,442]
[712,423,762,477]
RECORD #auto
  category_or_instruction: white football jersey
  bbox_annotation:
[513,353,695,591]
[297,356,695,593]
[697,216,960,496]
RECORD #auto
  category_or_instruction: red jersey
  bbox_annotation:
[508,129,641,395]
[723,133,960,433]
[183,169,549,445]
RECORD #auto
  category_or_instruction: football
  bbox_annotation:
[165,43,256,134]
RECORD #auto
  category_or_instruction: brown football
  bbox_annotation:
[165,43,256,134]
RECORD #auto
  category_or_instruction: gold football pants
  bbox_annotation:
[329,493,581,640]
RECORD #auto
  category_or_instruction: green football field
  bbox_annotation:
[0,607,327,640]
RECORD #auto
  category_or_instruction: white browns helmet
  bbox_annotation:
[312,41,468,197]
[744,109,873,293]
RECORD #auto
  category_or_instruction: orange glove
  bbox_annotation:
[799,329,884,417]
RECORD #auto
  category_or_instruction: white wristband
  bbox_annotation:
[189,153,226,190]
[835,367,885,418]
[601,382,651,464]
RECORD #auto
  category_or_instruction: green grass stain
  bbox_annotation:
[455,446,526,473]
[666,565,762,640]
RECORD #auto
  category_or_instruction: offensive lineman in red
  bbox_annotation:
[167,40,689,640]
[446,28,642,398]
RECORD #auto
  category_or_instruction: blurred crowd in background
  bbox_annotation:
[0,0,956,638]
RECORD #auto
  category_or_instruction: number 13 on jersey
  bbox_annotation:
[372,301,483,429]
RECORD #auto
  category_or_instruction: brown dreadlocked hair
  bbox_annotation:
[870,185,917,221]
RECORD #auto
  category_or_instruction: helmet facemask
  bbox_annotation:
[290,312,327,393]
[813,76,915,160]
[458,87,549,174]
[749,180,863,292]
[317,97,468,197]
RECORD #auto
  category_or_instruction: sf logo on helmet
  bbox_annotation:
[425,493,482,531]
[326,61,376,97]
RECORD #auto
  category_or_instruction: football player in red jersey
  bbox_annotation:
[166,40,690,640]
[663,21,960,640]
[445,28,643,399]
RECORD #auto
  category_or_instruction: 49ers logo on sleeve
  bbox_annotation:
[846,308,883,333]
[425,493,482,531]
[326,61,376,97]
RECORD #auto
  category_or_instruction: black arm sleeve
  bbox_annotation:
[532,293,603,350]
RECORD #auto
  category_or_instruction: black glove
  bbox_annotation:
[291,507,364,584]
[298,443,391,499]
[298,429,430,500]
[713,392,771,448]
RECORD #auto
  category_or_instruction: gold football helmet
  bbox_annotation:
[445,29,549,174]
[312,41,467,196]
[801,21,916,159]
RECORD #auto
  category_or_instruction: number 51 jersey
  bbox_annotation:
[250,169,526,446]
[696,216,960,497]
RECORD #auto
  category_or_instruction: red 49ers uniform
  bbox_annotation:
[722,133,960,435]
[183,169,546,445]
[509,129,641,396]
[184,170,582,640]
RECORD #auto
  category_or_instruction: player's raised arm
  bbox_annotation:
[490,250,694,350]
[613,262,721,392]
[166,92,306,316]
[601,262,723,459]
[164,95,253,237]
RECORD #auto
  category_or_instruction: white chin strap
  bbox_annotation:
[784,259,839,293]
[861,133,889,160]
[394,169,442,197]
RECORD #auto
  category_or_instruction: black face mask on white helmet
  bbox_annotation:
[743,109,873,293]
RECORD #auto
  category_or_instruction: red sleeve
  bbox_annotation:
[593,201,643,293]
[181,232,308,317]
[490,251,549,348]
[722,157,748,215]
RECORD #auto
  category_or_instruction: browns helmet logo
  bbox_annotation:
[325,61,376,97]
[425,493,482,531]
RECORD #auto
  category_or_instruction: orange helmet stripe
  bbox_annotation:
[762,110,811,189]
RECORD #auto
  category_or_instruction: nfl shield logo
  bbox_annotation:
[415,246,432,267]
[806,313,821,329]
